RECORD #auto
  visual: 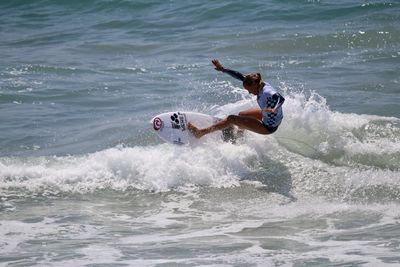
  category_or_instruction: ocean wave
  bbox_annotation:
[276,90,400,170]
[0,142,255,195]
[0,91,399,201]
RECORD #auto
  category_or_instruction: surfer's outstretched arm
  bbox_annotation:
[212,59,245,82]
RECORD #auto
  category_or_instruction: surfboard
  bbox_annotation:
[150,111,240,145]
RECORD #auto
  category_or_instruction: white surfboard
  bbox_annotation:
[151,111,243,145]
[151,111,220,145]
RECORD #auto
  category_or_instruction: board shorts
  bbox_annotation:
[262,121,279,134]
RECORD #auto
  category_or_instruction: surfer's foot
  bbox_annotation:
[187,122,204,139]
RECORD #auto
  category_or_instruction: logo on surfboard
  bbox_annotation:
[153,117,164,131]
[170,112,187,131]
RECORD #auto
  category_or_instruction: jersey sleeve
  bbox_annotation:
[273,93,285,109]
[267,93,285,109]
[221,68,245,82]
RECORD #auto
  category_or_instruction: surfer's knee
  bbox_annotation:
[226,114,238,123]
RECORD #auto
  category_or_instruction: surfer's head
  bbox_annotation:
[243,72,263,95]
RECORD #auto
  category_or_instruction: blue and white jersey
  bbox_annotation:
[257,83,284,128]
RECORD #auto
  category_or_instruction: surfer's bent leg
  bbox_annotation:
[238,108,263,121]
[188,115,269,139]
[188,119,230,139]
[226,115,269,135]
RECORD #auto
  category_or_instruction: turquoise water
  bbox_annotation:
[1,1,400,266]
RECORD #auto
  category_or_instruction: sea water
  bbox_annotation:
[1,1,400,266]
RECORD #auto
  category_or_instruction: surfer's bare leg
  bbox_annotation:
[238,108,263,121]
[188,119,229,139]
[188,114,269,139]
[236,108,263,136]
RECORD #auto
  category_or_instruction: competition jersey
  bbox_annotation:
[257,83,284,128]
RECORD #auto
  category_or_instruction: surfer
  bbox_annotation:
[188,59,285,139]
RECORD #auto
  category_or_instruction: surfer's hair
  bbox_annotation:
[243,72,262,87]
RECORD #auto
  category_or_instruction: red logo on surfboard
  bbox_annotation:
[153,117,164,131]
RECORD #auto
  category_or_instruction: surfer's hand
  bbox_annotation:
[264,107,276,113]
[212,59,223,71]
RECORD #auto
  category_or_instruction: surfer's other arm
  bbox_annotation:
[264,93,285,113]
[212,59,245,82]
